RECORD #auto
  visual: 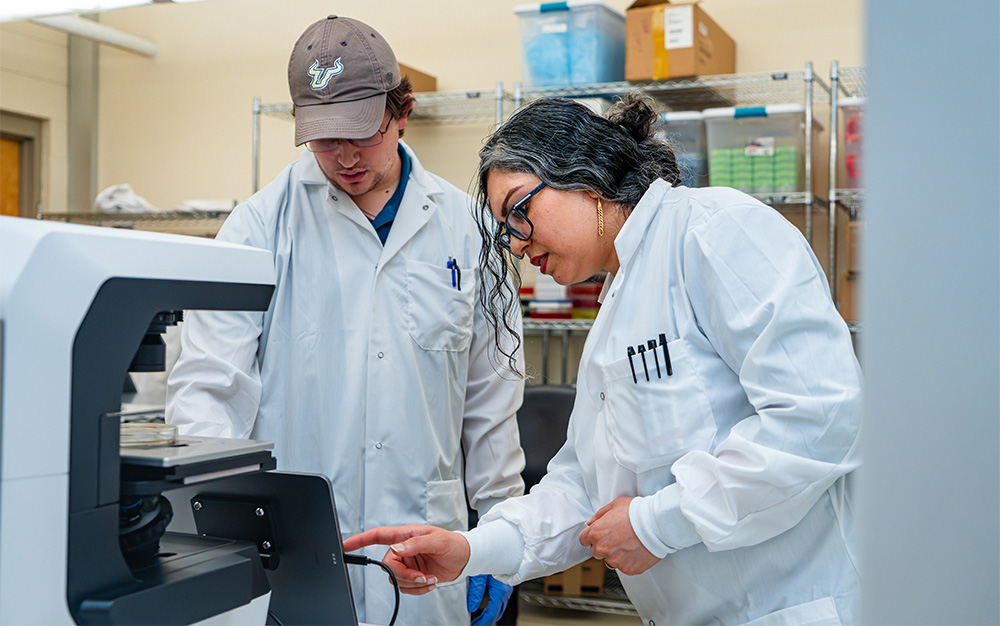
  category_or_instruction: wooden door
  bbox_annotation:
[1,136,20,217]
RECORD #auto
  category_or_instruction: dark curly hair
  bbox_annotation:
[473,93,681,375]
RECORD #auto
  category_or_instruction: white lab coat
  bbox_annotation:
[480,180,862,626]
[166,143,526,626]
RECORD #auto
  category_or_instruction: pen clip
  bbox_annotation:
[658,333,672,376]
[637,344,650,381]
[626,346,637,384]
[647,339,661,378]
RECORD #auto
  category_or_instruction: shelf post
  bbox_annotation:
[828,61,840,304]
[803,62,814,246]
[541,329,551,383]
[560,329,570,384]
[495,81,504,126]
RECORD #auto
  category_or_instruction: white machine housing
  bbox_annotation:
[0,217,276,624]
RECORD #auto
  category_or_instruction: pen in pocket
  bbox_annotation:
[658,333,672,376]
[446,257,462,291]
[637,344,650,382]
[626,346,637,384]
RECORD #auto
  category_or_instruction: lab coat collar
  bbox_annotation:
[378,142,446,265]
[613,179,673,275]
[297,140,449,267]
[590,179,672,402]
[598,178,671,305]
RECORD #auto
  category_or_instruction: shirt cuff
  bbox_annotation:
[457,520,524,579]
[628,484,703,559]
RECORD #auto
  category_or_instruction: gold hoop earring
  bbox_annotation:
[597,198,605,237]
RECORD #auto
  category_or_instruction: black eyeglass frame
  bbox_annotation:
[497,182,546,258]
[306,114,395,152]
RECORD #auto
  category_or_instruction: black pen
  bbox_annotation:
[454,259,461,291]
[637,344,650,382]
[627,346,637,384]
[658,333,673,376]
[648,339,661,378]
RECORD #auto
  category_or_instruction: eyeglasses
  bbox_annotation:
[497,182,546,258]
[306,115,394,152]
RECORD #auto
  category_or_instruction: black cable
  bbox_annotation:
[266,609,285,626]
[344,554,400,626]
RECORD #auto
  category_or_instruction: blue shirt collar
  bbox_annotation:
[368,146,410,243]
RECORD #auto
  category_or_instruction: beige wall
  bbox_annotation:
[91,0,862,210]
[0,22,69,213]
[1,0,864,212]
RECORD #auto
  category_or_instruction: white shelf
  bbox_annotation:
[522,319,594,332]
[519,68,830,110]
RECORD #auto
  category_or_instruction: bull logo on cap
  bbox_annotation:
[307,58,344,90]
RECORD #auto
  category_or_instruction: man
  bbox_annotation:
[166,16,525,626]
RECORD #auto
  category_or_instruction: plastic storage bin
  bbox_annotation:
[838,96,865,189]
[514,1,626,87]
[656,111,707,187]
[528,300,573,319]
[703,104,823,194]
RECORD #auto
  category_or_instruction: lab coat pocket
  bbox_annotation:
[425,478,468,531]
[603,338,716,474]
[405,259,476,352]
[742,597,842,626]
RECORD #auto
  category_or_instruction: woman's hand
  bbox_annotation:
[343,525,470,595]
[578,497,660,576]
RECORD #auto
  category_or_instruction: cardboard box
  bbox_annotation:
[399,63,437,93]
[543,558,605,597]
[625,0,735,81]
[846,220,862,275]
[838,272,860,322]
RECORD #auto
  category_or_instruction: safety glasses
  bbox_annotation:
[306,115,395,152]
[497,182,546,258]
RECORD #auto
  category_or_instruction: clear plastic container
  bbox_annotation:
[838,96,865,189]
[702,104,824,193]
[656,111,707,187]
[514,1,626,87]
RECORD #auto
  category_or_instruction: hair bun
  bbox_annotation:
[605,93,659,144]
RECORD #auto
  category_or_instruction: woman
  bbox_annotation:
[344,94,863,626]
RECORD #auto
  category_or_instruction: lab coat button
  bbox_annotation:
[600,392,605,401]
[422,204,429,211]
[377,351,384,359]
[375,442,383,449]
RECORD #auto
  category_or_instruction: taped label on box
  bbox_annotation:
[664,4,693,49]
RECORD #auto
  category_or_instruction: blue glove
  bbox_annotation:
[467,574,513,626]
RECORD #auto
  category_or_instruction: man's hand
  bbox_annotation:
[578,497,660,576]
[467,575,513,626]
[343,525,470,595]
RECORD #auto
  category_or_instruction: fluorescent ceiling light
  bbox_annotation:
[1,0,206,23]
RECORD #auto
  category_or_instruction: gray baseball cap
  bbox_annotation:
[288,16,401,146]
